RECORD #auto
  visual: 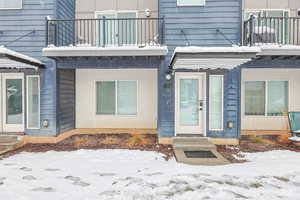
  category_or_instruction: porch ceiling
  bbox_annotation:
[170,46,260,70]
[0,46,43,70]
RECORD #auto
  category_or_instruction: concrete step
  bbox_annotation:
[0,136,24,156]
[0,135,19,143]
[173,137,229,166]
[174,137,217,150]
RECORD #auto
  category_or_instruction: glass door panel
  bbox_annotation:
[97,14,117,46]
[179,79,199,126]
[2,74,24,132]
[117,12,137,45]
[6,79,23,124]
[176,74,205,135]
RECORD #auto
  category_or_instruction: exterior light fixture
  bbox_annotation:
[42,120,49,128]
[165,73,172,81]
[227,121,234,129]
[165,69,173,81]
[145,8,151,17]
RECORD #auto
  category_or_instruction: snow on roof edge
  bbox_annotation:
[0,46,43,66]
[43,45,168,51]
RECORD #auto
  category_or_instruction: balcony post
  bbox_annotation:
[249,15,255,46]
[45,17,49,46]
[102,16,106,47]
[161,16,165,45]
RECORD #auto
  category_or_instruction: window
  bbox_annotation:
[95,11,137,46]
[177,0,205,6]
[0,0,22,9]
[245,81,265,116]
[27,76,40,129]
[6,79,23,124]
[96,81,137,115]
[267,81,288,116]
[209,75,223,130]
[245,81,288,116]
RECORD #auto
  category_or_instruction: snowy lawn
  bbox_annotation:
[0,150,300,200]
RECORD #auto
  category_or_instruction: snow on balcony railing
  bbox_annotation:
[243,16,300,46]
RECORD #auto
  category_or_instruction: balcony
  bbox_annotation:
[46,17,165,48]
[243,16,300,46]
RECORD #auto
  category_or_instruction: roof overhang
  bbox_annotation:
[171,46,261,70]
[0,46,43,70]
[259,45,300,56]
[43,46,168,57]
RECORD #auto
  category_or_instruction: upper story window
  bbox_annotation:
[177,0,205,6]
[0,0,22,9]
[244,9,289,20]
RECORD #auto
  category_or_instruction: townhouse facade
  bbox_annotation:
[241,0,300,137]
[0,0,299,145]
[0,0,75,136]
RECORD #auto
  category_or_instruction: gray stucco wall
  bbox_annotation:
[76,0,158,18]
[244,0,300,17]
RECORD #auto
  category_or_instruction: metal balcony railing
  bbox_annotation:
[243,16,300,46]
[46,17,165,47]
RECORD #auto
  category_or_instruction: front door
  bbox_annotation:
[0,73,25,133]
[175,73,206,136]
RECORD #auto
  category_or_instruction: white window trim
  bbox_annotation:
[95,80,138,116]
[0,0,23,10]
[209,75,224,131]
[244,80,289,117]
[26,75,40,129]
[177,0,205,7]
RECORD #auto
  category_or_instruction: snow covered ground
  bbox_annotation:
[0,150,300,200]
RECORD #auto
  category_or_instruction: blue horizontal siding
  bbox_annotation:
[0,0,75,136]
[158,0,242,139]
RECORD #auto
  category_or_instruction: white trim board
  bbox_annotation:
[43,46,168,57]
[26,75,40,130]
[209,75,224,131]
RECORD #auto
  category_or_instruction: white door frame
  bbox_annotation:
[175,72,207,136]
[1,73,25,133]
[0,75,2,132]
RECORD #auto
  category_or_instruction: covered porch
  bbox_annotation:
[241,47,300,137]
[43,48,167,136]
[0,46,43,135]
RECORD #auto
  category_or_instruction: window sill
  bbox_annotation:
[0,8,22,10]
[177,5,205,7]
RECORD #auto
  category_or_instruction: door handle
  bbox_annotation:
[198,100,203,111]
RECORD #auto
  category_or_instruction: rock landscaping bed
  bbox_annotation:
[1,134,174,160]
[218,135,300,163]
[1,134,300,165]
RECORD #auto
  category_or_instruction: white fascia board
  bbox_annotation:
[259,45,300,56]
[43,46,168,57]
[174,46,261,54]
